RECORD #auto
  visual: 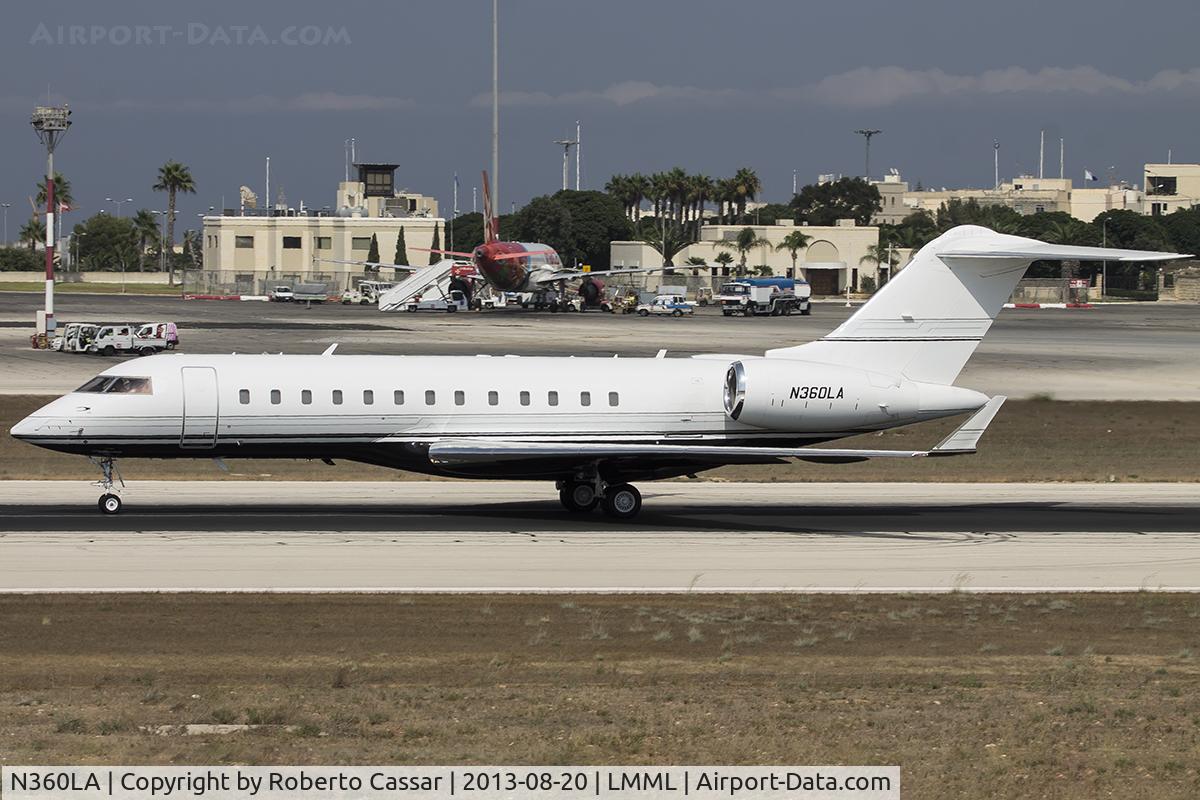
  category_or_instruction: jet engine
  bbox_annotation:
[723,358,922,431]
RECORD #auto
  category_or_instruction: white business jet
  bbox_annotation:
[10,225,1184,518]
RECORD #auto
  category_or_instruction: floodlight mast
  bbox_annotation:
[31,105,71,338]
[854,129,881,181]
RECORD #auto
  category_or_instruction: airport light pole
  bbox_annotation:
[554,137,577,191]
[106,197,133,217]
[854,129,881,181]
[31,104,72,339]
[1,203,10,246]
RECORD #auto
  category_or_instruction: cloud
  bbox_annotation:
[470,80,739,108]
[478,66,1200,111]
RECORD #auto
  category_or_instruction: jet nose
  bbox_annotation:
[9,414,39,441]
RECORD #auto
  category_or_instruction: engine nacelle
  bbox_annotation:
[723,358,984,432]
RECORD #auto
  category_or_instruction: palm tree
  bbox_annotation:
[648,172,672,221]
[860,243,900,283]
[731,226,770,275]
[628,173,649,222]
[729,168,762,222]
[20,217,45,251]
[131,209,160,272]
[714,251,734,274]
[36,173,74,209]
[775,230,812,277]
[152,160,196,284]
[689,174,713,238]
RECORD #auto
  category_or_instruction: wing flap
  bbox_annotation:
[940,245,1187,262]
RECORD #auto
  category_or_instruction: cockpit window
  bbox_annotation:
[77,376,114,393]
[75,376,153,394]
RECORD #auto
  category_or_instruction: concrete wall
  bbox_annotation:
[0,271,170,284]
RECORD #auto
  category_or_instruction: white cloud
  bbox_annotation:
[478,66,1200,110]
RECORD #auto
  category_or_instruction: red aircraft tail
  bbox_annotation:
[481,170,500,244]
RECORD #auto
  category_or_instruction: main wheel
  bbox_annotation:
[98,493,122,515]
[559,482,599,513]
[601,484,642,520]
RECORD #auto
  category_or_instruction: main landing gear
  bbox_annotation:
[91,456,123,515]
[557,478,643,520]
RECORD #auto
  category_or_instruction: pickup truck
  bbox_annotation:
[636,294,695,317]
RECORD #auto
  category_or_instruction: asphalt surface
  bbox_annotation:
[2,292,1197,399]
[2,482,1196,591]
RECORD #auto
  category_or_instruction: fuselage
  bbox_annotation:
[10,353,985,482]
[472,242,562,292]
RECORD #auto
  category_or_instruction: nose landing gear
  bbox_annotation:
[90,456,124,515]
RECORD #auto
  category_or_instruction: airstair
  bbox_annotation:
[378,260,457,312]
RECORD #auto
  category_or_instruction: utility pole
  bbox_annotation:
[1059,138,1064,180]
[792,169,797,196]
[31,104,71,340]
[491,0,500,216]
[575,120,581,190]
[854,129,881,181]
[265,157,271,217]
[993,140,1000,190]
[1,203,10,246]
[1039,129,1045,180]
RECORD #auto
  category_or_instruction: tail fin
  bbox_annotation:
[481,170,499,244]
[767,225,1185,385]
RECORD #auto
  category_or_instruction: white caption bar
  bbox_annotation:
[4,767,899,800]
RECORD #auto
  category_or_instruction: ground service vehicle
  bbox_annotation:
[341,280,394,305]
[406,289,469,312]
[637,294,695,317]
[85,324,173,356]
[136,322,179,350]
[719,277,811,316]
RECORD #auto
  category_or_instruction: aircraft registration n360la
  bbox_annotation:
[10,225,1185,518]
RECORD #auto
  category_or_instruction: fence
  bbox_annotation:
[181,269,376,297]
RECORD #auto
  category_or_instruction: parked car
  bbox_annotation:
[269,285,294,302]
[636,294,695,317]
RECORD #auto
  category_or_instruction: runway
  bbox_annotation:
[2,481,1197,592]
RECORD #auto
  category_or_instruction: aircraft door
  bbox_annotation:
[180,366,219,448]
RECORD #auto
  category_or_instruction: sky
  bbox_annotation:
[2,0,1200,232]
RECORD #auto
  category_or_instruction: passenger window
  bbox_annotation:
[394,390,404,405]
[239,389,250,405]
[270,389,281,405]
[580,391,591,407]
[454,390,465,406]
[488,390,498,406]
[363,389,374,405]
[608,391,619,407]
[332,390,343,405]
[425,390,436,405]
[548,391,559,406]
[520,391,530,406]
[301,389,312,405]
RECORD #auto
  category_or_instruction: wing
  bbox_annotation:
[316,258,422,272]
[429,397,1006,466]
[533,265,683,284]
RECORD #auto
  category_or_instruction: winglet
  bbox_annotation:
[929,395,1006,455]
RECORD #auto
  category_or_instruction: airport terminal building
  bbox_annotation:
[198,164,443,295]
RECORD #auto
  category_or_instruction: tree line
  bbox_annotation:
[2,161,197,282]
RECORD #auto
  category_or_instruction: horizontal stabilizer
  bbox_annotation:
[940,244,1187,262]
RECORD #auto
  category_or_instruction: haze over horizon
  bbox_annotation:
[3,0,1199,228]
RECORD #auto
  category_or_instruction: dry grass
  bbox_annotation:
[1,593,1199,799]
[2,396,1198,482]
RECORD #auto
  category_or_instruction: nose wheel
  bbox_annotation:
[90,456,124,515]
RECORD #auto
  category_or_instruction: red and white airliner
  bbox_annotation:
[10,226,1183,518]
